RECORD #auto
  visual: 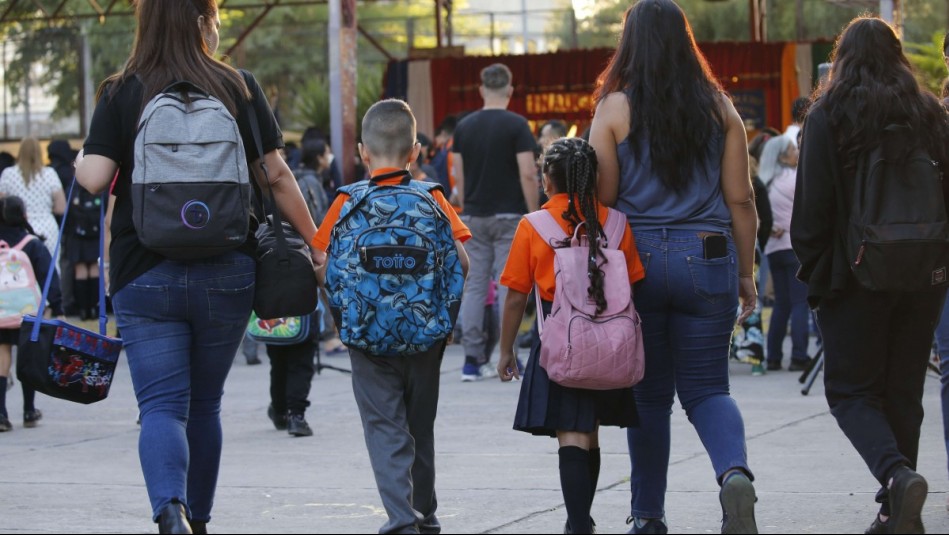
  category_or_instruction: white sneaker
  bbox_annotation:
[461,363,482,382]
[479,363,498,379]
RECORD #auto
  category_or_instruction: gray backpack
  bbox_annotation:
[132,81,252,260]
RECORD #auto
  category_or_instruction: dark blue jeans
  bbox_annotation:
[766,249,810,365]
[627,229,752,518]
[112,252,255,523]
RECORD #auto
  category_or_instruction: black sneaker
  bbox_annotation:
[864,515,888,534]
[23,409,42,428]
[287,414,313,437]
[564,518,596,534]
[889,467,927,534]
[0,415,11,432]
[626,516,668,534]
[267,404,288,431]
[788,359,811,372]
[720,472,758,534]
[766,361,782,372]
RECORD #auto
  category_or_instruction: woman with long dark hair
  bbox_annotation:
[792,17,949,534]
[75,1,321,532]
[589,1,759,533]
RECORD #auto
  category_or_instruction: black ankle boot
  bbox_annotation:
[158,502,192,534]
[190,521,207,534]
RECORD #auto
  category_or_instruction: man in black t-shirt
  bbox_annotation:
[452,63,538,381]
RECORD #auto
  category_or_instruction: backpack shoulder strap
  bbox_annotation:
[525,210,568,248]
[602,208,629,250]
[12,235,34,251]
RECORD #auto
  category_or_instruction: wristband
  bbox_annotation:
[739,273,754,278]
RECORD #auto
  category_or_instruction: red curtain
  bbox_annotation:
[425,42,792,133]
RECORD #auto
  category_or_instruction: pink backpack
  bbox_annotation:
[0,235,41,329]
[525,209,644,390]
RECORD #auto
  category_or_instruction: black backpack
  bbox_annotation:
[846,124,949,291]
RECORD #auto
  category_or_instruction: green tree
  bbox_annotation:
[906,31,947,96]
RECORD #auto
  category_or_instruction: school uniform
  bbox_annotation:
[499,193,645,437]
[312,167,471,534]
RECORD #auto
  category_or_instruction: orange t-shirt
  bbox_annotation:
[311,167,472,252]
[500,194,646,302]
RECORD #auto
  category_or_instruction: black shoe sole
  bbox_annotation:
[721,474,758,534]
[890,471,927,534]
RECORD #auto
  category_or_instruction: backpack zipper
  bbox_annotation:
[564,313,636,357]
[855,242,866,266]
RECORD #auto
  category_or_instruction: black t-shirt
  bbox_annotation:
[84,70,283,294]
[452,109,537,216]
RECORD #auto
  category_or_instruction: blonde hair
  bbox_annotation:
[16,137,43,186]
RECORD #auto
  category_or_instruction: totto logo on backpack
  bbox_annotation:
[525,209,644,390]
[325,170,465,356]
[0,236,41,329]
[132,81,252,260]
[847,124,949,292]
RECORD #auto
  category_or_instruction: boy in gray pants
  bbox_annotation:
[312,99,470,533]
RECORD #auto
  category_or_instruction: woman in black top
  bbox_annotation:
[792,16,949,535]
[75,1,321,533]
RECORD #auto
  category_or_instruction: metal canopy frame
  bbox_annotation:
[0,0,428,58]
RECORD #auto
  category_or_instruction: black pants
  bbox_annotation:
[817,281,946,488]
[266,340,316,415]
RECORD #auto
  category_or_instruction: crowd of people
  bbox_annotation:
[4,0,949,534]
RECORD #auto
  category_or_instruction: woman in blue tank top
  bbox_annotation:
[588,1,759,533]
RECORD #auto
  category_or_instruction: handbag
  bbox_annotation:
[246,311,311,345]
[17,179,123,405]
[247,108,319,320]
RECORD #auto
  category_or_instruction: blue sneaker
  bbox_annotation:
[461,362,481,382]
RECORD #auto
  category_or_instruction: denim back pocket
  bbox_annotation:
[686,254,736,303]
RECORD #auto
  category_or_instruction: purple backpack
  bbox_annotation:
[525,209,644,391]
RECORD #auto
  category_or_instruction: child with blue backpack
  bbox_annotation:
[0,196,63,432]
[312,99,470,534]
[497,137,645,534]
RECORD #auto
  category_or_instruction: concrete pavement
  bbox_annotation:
[2,339,949,534]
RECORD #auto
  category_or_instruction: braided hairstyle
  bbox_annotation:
[542,137,608,315]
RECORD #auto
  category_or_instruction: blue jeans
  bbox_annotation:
[627,229,752,518]
[766,249,810,364]
[112,252,255,522]
[936,295,949,480]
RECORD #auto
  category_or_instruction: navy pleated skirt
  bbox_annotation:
[512,301,639,438]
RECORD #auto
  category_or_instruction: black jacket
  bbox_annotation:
[791,102,949,308]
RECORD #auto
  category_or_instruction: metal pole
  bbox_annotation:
[80,22,94,138]
[490,13,496,55]
[748,0,759,42]
[329,0,357,183]
[521,0,529,52]
[795,0,805,41]
[570,6,578,50]
[2,39,8,140]
[435,0,442,48]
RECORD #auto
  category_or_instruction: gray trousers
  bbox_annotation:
[460,215,519,361]
[349,344,445,534]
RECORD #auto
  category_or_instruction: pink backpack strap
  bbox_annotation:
[12,235,34,251]
[602,208,629,250]
[525,210,568,247]
[524,210,569,336]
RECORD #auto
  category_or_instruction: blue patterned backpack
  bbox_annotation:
[325,170,465,356]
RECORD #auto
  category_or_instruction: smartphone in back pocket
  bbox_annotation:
[703,234,728,259]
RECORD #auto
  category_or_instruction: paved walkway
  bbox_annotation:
[2,339,949,534]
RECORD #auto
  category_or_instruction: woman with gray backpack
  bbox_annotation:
[75,0,321,533]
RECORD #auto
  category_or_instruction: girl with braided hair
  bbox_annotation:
[497,137,645,534]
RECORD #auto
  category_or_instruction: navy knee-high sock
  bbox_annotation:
[22,382,35,412]
[0,376,7,417]
[589,447,601,498]
[559,446,593,533]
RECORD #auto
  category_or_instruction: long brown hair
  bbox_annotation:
[814,16,949,173]
[593,0,724,191]
[98,0,250,114]
[15,137,43,187]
